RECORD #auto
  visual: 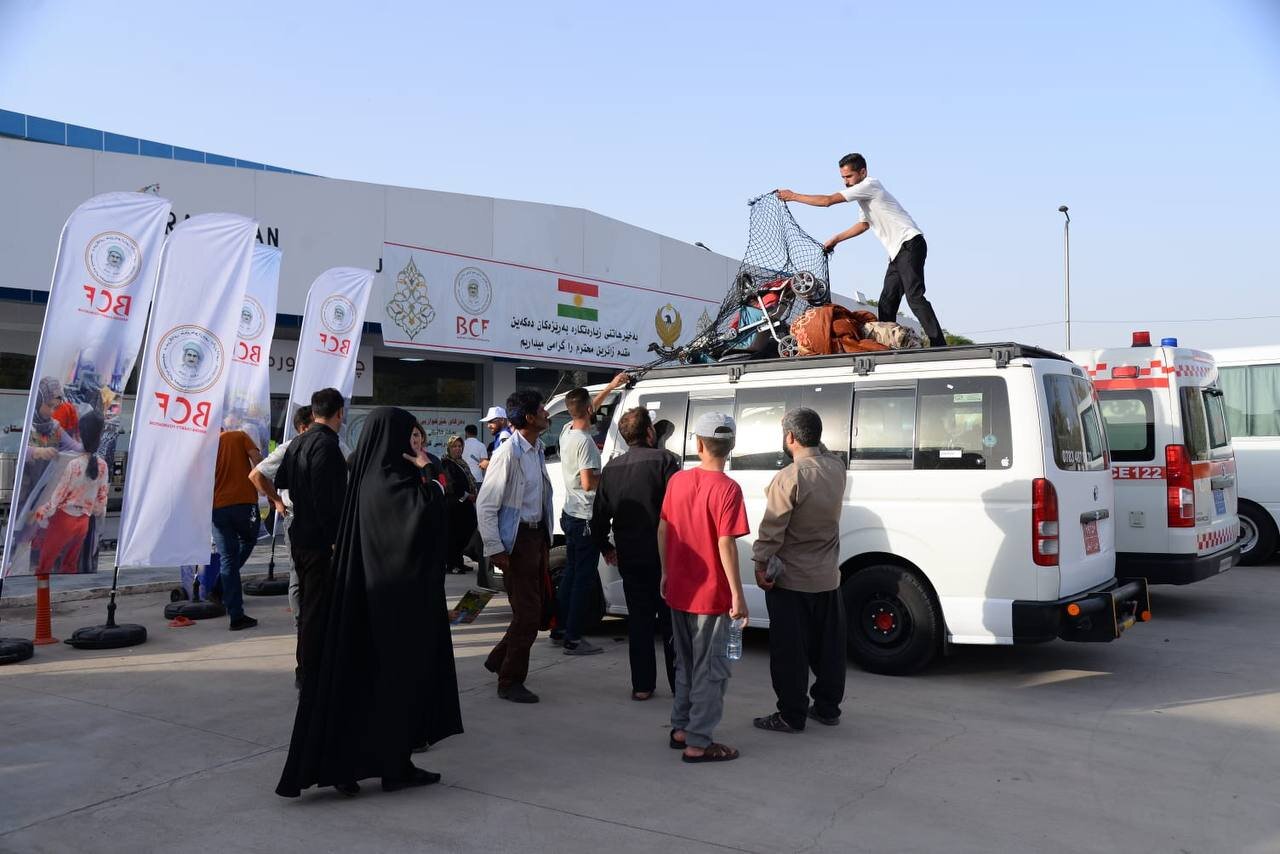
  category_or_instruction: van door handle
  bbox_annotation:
[1080,509,1110,523]
[1210,475,1235,490]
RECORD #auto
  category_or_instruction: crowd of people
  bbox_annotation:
[204,370,849,795]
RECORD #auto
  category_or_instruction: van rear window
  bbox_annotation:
[1043,374,1108,471]
[1179,388,1211,461]
[1098,390,1155,462]
[1203,389,1231,451]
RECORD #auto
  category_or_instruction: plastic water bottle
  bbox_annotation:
[726,617,746,660]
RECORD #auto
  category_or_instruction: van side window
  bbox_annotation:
[1179,387,1212,461]
[801,383,852,464]
[1098,390,1155,462]
[1044,375,1108,471]
[544,408,572,461]
[851,387,915,467]
[733,388,798,471]
[914,377,1012,470]
[1203,388,1231,451]
[684,397,734,465]
[639,393,688,460]
[1218,364,1280,437]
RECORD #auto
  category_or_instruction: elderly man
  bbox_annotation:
[750,407,847,733]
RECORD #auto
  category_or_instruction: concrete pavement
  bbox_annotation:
[0,565,1277,853]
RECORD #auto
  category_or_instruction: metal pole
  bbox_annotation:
[1059,206,1071,349]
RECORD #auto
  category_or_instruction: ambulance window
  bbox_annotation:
[733,387,799,471]
[1098,390,1155,462]
[851,386,915,468]
[684,397,734,465]
[1203,389,1231,450]
[914,377,1011,470]
[1043,374,1107,472]
[1179,387,1211,461]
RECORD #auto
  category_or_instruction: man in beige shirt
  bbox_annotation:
[750,407,847,733]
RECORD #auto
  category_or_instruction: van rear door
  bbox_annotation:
[1181,384,1239,565]
[1040,368,1117,597]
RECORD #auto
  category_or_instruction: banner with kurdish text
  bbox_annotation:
[116,214,258,568]
[222,245,282,451]
[1,192,172,578]
[375,243,718,368]
[282,267,374,441]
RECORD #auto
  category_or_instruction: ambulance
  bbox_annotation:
[1069,333,1240,584]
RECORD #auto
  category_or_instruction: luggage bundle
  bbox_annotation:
[790,305,923,356]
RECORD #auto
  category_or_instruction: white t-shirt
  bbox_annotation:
[254,439,293,507]
[559,425,602,520]
[463,436,488,482]
[839,177,922,260]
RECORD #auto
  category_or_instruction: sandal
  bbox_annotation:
[681,743,739,763]
[752,712,801,733]
[632,690,653,701]
[669,728,686,750]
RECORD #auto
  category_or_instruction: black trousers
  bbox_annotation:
[878,234,946,347]
[765,587,847,729]
[619,559,676,694]
[290,545,333,680]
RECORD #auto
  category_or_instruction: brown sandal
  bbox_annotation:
[681,743,739,763]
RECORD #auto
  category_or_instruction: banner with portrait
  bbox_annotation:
[282,267,374,441]
[373,243,717,368]
[221,245,282,452]
[1,192,172,578]
[116,214,258,569]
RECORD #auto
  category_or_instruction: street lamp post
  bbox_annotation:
[1058,205,1071,350]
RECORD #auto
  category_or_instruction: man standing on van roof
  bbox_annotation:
[777,153,947,348]
[750,408,847,733]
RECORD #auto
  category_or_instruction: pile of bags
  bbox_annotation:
[790,305,923,356]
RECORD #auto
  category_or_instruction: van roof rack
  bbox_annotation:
[638,342,1069,381]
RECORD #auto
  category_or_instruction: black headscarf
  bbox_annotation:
[277,407,462,795]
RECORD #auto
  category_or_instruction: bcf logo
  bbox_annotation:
[82,285,132,318]
[236,342,263,365]
[319,332,352,355]
[153,392,212,429]
[456,316,490,339]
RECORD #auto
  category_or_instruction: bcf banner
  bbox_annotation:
[2,192,172,578]
[375,243,718,367]
[222,245,282,451]
[116,214,258,569]
[283,267,374,440]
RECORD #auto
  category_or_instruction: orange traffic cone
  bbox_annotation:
[33,575,58,645]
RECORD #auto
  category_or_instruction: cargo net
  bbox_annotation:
[646,192,831,366]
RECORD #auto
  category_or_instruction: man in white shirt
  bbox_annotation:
[462,424,488,484]
[777,152,946,347]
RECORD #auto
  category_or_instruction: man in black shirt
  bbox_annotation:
[274,388,347,689]
[592,406,680,700]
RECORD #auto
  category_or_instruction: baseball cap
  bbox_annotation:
[482,406,507,423]
[693,411,736,439]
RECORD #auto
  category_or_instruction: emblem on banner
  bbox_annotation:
[697,308,713,331]
[239,295,267,341]
[320,295,358,335]
[655,304,683,347]
[155,325,225,394]
[454,267,493,315]
[85,231,142,288]
[386,256,436,341]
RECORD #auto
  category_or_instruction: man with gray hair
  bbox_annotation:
[750,407,847,733]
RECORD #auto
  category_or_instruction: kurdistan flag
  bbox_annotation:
[557,278,598,321]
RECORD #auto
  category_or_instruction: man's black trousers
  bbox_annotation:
[619,559,675,695]
[765,586,847,729]
[878,234,946,347]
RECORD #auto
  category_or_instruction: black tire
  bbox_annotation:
[841,564,941,675]
[163,601,226,621]
[1237,501,1278,566]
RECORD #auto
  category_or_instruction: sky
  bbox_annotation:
[2,0,1278,351]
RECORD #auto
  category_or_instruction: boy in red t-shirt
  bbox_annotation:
[659,412,750,763]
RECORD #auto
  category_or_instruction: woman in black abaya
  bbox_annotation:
[277,407,462,798]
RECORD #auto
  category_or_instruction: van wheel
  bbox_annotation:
[842,565,940,675]
[1237,501,1277,566]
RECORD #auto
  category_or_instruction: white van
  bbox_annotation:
[547,344,1151,674]
[1207,346,1280,564]
[1069,334,1240,584]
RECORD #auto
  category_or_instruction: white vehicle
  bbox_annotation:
[1069,333,1240,584]
[1208,345,1280,564]
[547,344,1150,674]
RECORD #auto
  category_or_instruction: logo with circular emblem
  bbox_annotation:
[85,231,142,288]
[454,267,493,316]
[155,325,225,394]
[320,295,357,335]
[238,295,266,341]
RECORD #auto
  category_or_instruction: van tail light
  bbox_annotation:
[1166,444,1195,528]
[1111,366,1139,379]
[1033,478,1060,566]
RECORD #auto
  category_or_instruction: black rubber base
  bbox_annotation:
[0,637,35,665]
[65,623,148,649]
[163,601,227,621]
[244,577,289,597]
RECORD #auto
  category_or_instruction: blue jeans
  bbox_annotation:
[211,503,259,620]
[556,513,599,643]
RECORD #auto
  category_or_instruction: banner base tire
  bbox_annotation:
[244,578,289,596]
[65,623,147,650]
[163,601,226,621]
[0,638,35,665]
